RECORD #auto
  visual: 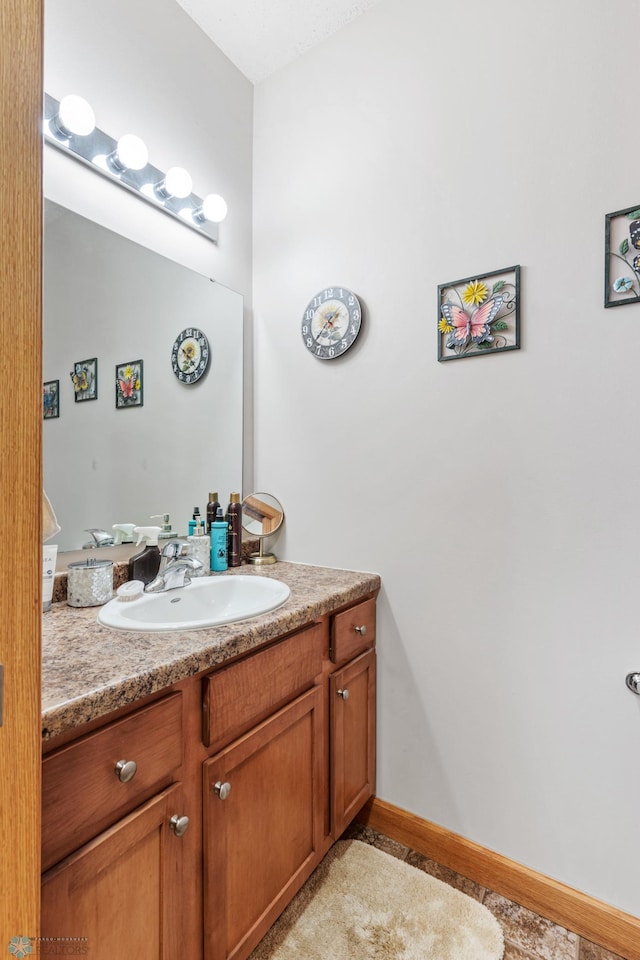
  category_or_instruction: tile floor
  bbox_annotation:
[343,823,626,960]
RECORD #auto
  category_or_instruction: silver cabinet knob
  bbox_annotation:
[337,688,350,700]
[114,759,137,783]
[625,673,640,695]
[354,625,367,636]
[169,814,189,837]
[214,781,231,800]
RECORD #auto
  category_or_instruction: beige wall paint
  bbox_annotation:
[253,0,640,916]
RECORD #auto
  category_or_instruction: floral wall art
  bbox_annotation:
[605,204,640,307]
[438,265,520,362]
[115,359,143,408]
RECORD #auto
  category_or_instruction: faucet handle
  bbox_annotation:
[161,539,190,559]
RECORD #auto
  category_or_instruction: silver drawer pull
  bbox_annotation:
[214,781,231,800]
[114,759,137,783]
[354,625,367,636]
[337,688,350,700]
[169,814,190,837]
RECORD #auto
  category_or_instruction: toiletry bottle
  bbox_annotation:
[151,513,176,540]
[210,506,228,572]
[226,492,242,567]
[188,506,203,537]
[128,526,162,585]
[206,492,221,534]
[112,523,136,544]
[187,516,210,575]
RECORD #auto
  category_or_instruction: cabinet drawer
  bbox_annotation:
[331,597,376,664]
[202,621,324,751]
[42,693,182,871]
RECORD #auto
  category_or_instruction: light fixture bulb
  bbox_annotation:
[113,134,148,171]
[161,166,193,199]
[197,193,228,223]
[56,95,95,137]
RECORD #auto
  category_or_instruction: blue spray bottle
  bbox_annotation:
[210,506,228,572]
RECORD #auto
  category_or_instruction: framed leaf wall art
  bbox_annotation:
[605,204,640,307]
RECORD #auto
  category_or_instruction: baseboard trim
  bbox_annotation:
[358,797,640,960]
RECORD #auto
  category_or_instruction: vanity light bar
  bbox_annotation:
[43,93,226,244]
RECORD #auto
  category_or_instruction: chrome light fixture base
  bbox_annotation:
[43,93,220,244]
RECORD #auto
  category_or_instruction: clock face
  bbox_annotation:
[301,287,362,360]
[171,328,210,384]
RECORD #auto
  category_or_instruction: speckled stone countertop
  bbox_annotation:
[42,561,380,742]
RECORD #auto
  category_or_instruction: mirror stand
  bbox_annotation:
[241,493,284,565]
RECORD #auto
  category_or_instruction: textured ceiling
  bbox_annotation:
[175,0,382,84]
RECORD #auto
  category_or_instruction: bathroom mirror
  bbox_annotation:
[241,493,285,565]
[43,200,243,551]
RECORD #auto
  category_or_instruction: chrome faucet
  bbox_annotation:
[144,540,204,593]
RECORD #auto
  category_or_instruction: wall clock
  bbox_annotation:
[301,286,362,360]
[171,327,210,383]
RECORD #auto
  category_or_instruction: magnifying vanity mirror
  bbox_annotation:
[241,493,285,565]
[43,200,244,552]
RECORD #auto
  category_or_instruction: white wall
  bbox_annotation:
[253,0,640,916]
[44,0,255,489]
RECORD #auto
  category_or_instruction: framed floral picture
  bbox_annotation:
[438,265,520,362]
[70,358,98,401]
[43,380,59,419]
[115,359,143,408]
[605,204,640,307]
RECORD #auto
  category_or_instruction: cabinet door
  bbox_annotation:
[41,784,186,960]
[203,686,324,960]
[330,648,376,837]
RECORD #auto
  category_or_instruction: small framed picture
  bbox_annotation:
[438,265,520,362]
[43,380,59,419]
[115,359,143,408]
[70,357,98,401]
[605,204,640,307]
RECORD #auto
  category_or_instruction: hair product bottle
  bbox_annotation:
[206,492,221,534]
[210,507,228,572]
[226,493,242,567]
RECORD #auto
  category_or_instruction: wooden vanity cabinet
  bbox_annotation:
[41,592,377,960]
[329,598,376,838]
[41,784,186,959]
[41,693,188,960]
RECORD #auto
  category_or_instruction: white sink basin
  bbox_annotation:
[97,575,290,632]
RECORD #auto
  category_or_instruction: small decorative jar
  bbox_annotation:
[67,558,114,607]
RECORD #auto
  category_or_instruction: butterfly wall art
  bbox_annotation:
[438,265,520,361]
[115,359,143,408]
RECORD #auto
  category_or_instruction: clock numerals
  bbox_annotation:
[300,287,362,360]
[172,327,211,383]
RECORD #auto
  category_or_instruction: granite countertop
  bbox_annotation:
[42,561,380,742]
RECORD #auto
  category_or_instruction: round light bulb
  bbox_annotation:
[115,134,148,171]
[57,95,95,137]
[200,194,228,223]
[164,166,192,199]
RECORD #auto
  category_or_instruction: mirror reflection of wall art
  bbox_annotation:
[70,357,98,401]
[438,265,520,362]
[115,359,143,409]
[43,380,59,419]
[605,204,640,307]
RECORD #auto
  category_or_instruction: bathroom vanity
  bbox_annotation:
[41,562,379,960]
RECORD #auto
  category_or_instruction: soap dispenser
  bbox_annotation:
[151,514,177,540]
[187,516,210,575]
[128,526,162,585]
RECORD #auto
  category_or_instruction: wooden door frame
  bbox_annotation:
[0,0,43,947]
